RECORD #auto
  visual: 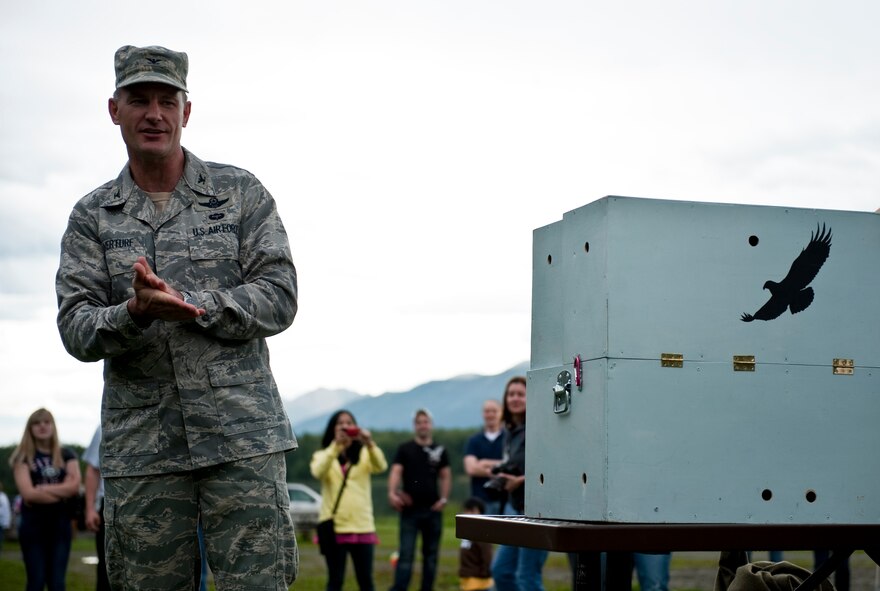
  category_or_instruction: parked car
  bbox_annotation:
[287,482,321,533]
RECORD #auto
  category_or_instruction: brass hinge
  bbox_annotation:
[833,358,854,376]
[660,353,683,368]
[733,355,755,372]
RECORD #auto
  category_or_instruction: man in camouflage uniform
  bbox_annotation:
[55,45,298,590]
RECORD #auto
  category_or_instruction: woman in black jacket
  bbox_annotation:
[490,377,548,591]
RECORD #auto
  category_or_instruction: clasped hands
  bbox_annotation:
[126,256,205,325]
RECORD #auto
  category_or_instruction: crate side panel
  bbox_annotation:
[526,362,609,520]
[603,359,880,524]
[593,197,880,365]
[531,222,565,370]
[559,198,610,363]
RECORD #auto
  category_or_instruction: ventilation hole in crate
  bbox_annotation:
[581,473,588,485]
[805,490,817,503]
[539,473,545,485]
[584,241,590,253]
[761,489,773,501]
[547,254,552,265]
[749,235,759,246]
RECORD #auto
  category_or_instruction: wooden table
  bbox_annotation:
[456,515,880,591]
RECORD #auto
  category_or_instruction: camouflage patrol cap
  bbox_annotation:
[114,45,188,92]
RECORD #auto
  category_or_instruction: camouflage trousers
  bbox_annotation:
[104,452,297,591]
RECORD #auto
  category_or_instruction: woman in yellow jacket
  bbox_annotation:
[311,410,388,591]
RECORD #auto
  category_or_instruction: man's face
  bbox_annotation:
[414,413,433,439]
[109,83,191,161]
[482,400,501,430]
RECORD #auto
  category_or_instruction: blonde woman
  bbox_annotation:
[10,408,81,591]
[310,410,387,591]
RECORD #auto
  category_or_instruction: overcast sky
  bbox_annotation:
[1,0,878,445]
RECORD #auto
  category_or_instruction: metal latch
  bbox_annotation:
[661,353,683,368]
[833,358,854,375]
[733,355,756,372]
[553,370,572,414]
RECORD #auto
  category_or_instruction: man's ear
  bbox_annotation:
[182,100,192,128]
[108,97,120,125]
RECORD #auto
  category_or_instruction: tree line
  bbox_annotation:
[0,427,480,518]
[285,427,477,516]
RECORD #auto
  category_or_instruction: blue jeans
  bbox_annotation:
[491,502,549,591]
[391,508,442,591]
[634,553,671,591]
[19,509,72,591]
[481,499,502,516]
[197,520,208,591]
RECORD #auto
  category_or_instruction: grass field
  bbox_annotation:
[2,513,878,590]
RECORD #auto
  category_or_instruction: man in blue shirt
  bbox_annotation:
[463,399,504,515]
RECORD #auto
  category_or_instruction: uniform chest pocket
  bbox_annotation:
[105,247,145,304]
[189,232,242,289]
[189,233,239,260]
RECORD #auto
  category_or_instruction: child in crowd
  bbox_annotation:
[459,497,493,591]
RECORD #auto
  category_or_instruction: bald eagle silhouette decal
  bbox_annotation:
[741,224,831,322]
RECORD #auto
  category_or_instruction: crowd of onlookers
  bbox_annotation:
[310,376,533,591]
[0,377,536,591]
[1,391,854,591]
